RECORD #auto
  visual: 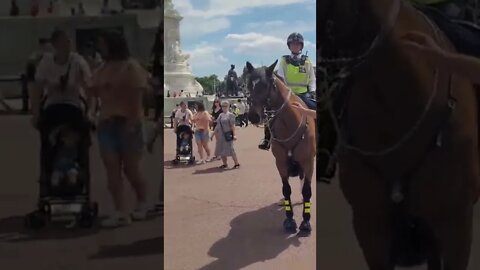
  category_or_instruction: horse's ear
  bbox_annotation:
[246,62,255,73]
[266,60,278,77]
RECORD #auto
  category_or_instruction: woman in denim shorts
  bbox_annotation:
[88,30,150,228]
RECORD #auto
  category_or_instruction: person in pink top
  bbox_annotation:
[192,102,213,164]
[87,30,150,228]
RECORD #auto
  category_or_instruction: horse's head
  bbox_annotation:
[244,60,277,125]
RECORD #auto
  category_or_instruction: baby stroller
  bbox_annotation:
[25,100,98,229]
[172,124,195,165]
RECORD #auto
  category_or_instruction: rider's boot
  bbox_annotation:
[258,126,271,150]
[317,149,337,184]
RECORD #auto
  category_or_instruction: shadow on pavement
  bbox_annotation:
[198,203,305,270]
[164,160,196,170]
[89,236,163,259]
[0,215,100,242]
[192,166,225,175]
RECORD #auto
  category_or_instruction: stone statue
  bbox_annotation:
[172,41,190,63]
[165,0,179,15]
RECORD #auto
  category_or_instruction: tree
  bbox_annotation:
[195,74,221,95]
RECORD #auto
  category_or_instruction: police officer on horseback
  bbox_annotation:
[258,32,317,150]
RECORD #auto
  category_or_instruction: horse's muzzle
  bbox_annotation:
[248,111,261,124]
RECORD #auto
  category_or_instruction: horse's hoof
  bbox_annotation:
[283,218,297,232]
[299,220,312,232]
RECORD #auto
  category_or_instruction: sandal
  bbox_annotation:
[219,164,228,169]
[233,164,240,169]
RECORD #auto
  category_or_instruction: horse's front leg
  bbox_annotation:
[299,178,312,232]
[282,176,297,232]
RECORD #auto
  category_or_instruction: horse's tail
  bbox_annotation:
[391,209,434,267]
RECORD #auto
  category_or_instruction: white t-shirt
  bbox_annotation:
[175,108,193,127]
[35,52,92,109]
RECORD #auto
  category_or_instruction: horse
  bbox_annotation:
[244,61,316,233]
[317,0,480,269]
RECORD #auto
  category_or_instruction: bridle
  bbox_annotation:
[250,73,307,144]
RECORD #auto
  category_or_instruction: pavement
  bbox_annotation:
[0,115,163,270]
[164,124,480,270]
[164,126,317,270]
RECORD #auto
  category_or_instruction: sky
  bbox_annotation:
[171,0,316,78]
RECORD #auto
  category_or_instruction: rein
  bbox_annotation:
[321,0,455,157]
[264,76,307,144]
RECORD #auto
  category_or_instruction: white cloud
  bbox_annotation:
[245,20,316,37]
[174,0,313,19]
[184,42,229,72]
[224,32,316,56]
[225,33,284,54]
[180,16,230,40]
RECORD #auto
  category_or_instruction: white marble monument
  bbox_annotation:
[164,0,203,97]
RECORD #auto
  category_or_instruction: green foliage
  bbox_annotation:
[195,74,222,95]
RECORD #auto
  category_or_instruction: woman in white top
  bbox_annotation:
[30,29,93,195]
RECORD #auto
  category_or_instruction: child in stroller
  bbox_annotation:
[49,125,81,187]
[173,124,195,164]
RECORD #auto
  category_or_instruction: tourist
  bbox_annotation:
[211,100,240,169]
[236,98,247,127]
[170,104,179,128]
[87,30,150,227]
[209,98,222,160]
[210,98,222,131]
[30,29,93,195]
[173,101,193,151]
[192,102,213,164]
[26,38,53,85]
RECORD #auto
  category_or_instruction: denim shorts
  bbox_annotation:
[194,129,209,142]
[97,116,144,154]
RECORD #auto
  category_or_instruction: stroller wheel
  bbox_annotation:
[78,203,97,228]
[25,211,47,230]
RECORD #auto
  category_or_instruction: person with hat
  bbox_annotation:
[258,32,316,150]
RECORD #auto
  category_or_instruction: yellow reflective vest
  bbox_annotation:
[279,56,312,94]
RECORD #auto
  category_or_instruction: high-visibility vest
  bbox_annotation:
[280,56,312,94]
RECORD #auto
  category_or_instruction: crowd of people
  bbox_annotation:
[167,98,249,168]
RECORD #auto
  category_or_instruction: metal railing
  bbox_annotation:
[0,74,29,114]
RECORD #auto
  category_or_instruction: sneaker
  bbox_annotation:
[101,212,132,228]
[205,157,213,162]
[131,203,149,221]
[196,160,205,165]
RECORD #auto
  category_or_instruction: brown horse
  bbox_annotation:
[244,61,316,233]
[318,0,479,269]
